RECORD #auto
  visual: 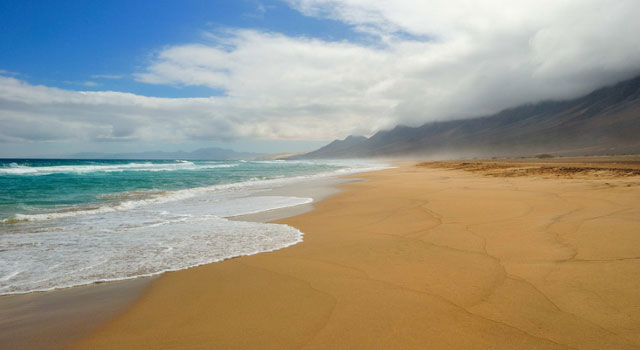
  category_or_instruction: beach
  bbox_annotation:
[0,277,150,350]
[0,170,357,350]
[67,158,640,349]
[4,1,640,349]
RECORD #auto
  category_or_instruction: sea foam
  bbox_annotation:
[0,159,391,295]
[0,160,238,176]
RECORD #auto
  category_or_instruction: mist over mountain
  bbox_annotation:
[296,75,640,159]
[66,147,264,160]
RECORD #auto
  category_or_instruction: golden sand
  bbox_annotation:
[75,162,640,349]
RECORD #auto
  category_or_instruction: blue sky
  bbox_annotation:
[2,0,640,157]
[0,0,361,155]
[0,0,356,97]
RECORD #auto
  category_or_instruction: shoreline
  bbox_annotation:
[0,172,359,350]
[73,160,640,349]
[230,176,360,223]
[3,158,639,349]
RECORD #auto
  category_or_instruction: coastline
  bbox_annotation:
[0,172,359,350]
[73,160,640,349]
[230,175,360,223]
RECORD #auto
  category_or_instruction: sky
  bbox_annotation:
[1,0,640,157]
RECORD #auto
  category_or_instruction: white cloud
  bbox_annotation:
[63,80,101,87]
[91,74,124,79]
[0,71,379,144]
[136,0,640,128]
[2,0,640,147]
[0,69,20,76]
[0,76,231,143]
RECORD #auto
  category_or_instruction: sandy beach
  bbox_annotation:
[4,2,640,349]
[0,277,150,350]
[64,159,640,349]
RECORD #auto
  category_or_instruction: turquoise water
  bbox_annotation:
[0,159,342,222]
[0,158,385,295]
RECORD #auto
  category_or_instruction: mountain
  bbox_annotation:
[296,75,640,159]
[68,147,264,160]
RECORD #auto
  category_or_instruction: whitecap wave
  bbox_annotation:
[0,161,238,176]
[1,162,390,224]
[0,159,392,295]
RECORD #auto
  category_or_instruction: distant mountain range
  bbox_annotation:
[67,147,264,160]
[296,75,640,159]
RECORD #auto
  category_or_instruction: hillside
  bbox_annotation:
[296,75,640,159]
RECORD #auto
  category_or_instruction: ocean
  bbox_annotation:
[0,159,385,295]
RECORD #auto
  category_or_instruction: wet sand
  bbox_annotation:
[0,176,352,349]
[0,278,150,350]
[74,160,640,349]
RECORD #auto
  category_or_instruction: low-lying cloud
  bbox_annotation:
[2,0,640,146]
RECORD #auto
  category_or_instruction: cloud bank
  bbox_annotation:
[2,0,640,145]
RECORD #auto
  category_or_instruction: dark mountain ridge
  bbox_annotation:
[296,75,640,159]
